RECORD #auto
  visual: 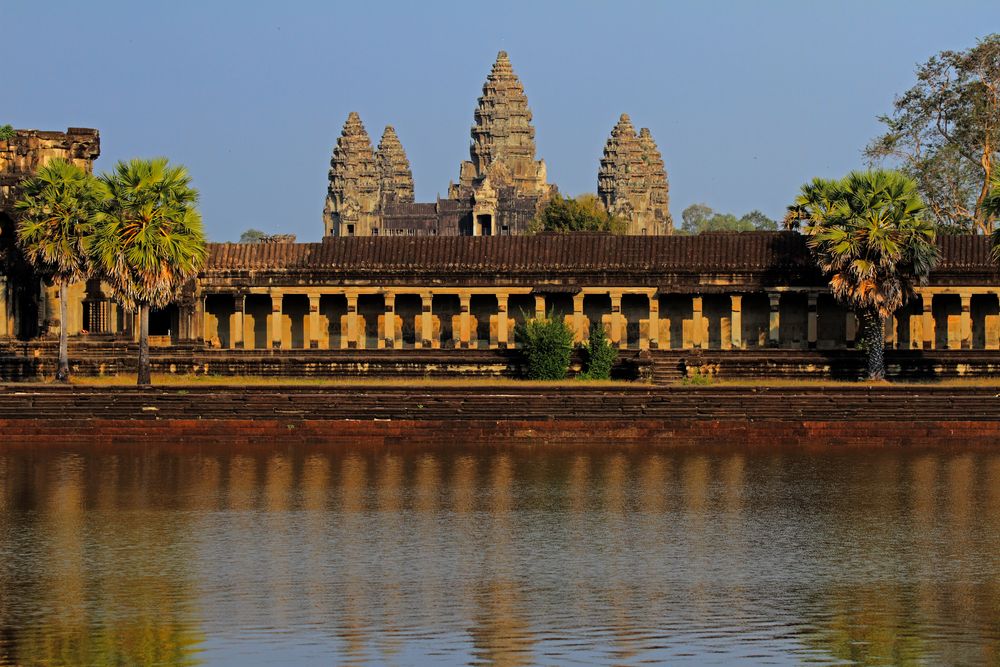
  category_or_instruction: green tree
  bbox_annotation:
[92,158,207,386]
[515,311,574,380]
[865,34,1000,233]
[988,177,1000,257]
[790,170,939,380]
[14,159,104,381]
[681,204,778,233]
[0,124,16,141]
[530,193,626,233]
[239,228,268,243]
[580,322,618,380]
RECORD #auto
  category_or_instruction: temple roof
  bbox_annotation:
[203,233,1000,279]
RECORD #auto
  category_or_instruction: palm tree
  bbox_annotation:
[92,158,207,386]
[987,178,1000,259]
[790,170,939,380]
[14,159,104,382]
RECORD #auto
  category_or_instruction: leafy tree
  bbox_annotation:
[988,177,1000,258]
[580,322,618,380]
[14,159,104,381]
[865,34,1000,233]
[530,193,626,234]
[515,311,574,380]
[239,228,268,243]
[92,158,207,386]
[680,204,778,233]
[0,124,15,141]
[790,170,939,380]
[739,209,779,231]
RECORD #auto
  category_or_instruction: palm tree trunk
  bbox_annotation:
[55,279,70,383]
[860,308,886,381]
[137,303,151,386]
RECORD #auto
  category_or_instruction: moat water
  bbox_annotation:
[0,442,998,666]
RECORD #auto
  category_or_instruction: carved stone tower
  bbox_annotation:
[598,114,672,235]
[324,112,379,237]
[450,51,550,200]
[638,127,672,233]
[375,125,414,206]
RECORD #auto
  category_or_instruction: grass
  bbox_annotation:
[18,374,631,389]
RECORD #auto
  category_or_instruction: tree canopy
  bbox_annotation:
[530,193,626,234]
[0,124,15,141]
[865,33,1000,233]
[239,228,268,243]
[679,204,778,234]
[790,170,939,379]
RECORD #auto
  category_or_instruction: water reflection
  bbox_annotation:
[1,443,998,665]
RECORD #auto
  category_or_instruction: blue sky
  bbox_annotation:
[6,1,999,241]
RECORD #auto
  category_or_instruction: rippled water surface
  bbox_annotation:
[1,442,999,666]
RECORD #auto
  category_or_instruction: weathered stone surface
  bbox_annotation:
[0,128,100,213]
[451,51,551,199]
[375,125,414,205]
[323,112,379,237]
[598,115,672,235]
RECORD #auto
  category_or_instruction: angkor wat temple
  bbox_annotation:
[3,53,1000,381]
[322,51,672,238]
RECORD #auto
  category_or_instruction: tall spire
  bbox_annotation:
[323,112,379,237]
[598,114,672,235]
[638,128,672,233]
[375,125,414,205]
[451,51,550,199]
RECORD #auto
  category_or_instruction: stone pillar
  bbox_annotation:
[610,293,623,348]
[383,293,396,349]
[768,292,781,347]
[730,295,743,349]
[648,293,660,349]
[233,294,245,349]
[534,294,545,320]
[846,312,857,348]
[419,292,433,349]
[497,292,509,349]
[921,294,935,350]
[0,277,8,338]
[270,292,282,349]
[459,293,472,349]
[692,295,703,349]
[884,314,897,350]
[573,293,586,343]
[346,291,359,349]
[807,292,818,350]
[960,292,972,350]
[309,294,321,349]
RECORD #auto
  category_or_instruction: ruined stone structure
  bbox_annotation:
[598,115,672,235]
[324,51,556,238]
[0,128,101,339]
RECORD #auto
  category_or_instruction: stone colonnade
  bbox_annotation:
[193,286,1000,352]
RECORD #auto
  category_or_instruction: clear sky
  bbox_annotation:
[6,1,999,242]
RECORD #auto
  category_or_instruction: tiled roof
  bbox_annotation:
[203,232,1000,277]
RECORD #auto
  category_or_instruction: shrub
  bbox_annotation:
[515,311,574,380]
[580,322,617,380]
[0,125,15,141]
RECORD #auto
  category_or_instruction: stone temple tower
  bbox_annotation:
[375,125,414,206]
[324,112,380,237]
[598,114,672,235]
[450,51,551,200]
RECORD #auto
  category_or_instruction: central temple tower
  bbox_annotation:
[449,51,551,201]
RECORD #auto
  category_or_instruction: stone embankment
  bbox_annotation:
[1,385,998,446]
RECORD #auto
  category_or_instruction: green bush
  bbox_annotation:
[0,125,16,141]
[580,322,618,380]
[515,311,574,380]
